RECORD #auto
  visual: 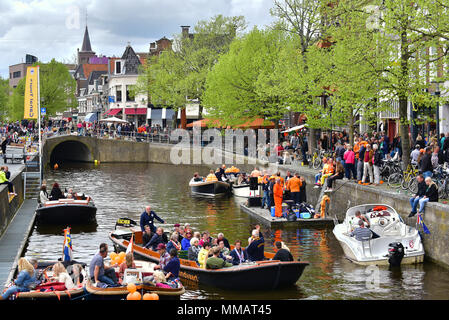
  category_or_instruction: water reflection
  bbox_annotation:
[22,162,449,300]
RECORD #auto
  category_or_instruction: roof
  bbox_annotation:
[88,70,107,85]
[81,26,93,52]
[121,45,142,75]
[75,63,108,80]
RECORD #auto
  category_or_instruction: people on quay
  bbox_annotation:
[139,205,165,233]
[372,144,382,185]
[250,167,261,177]
[260,172,270,210]
[273,178,284,218]
[118,252,136,280]
[0,258,39,300]
[145,227,167,250]
[89,243,118,286]
[0,166,17,196]
[187,237,201,263]
[420,147,434,179]
[350,220,373,241]
[408,175,426,217]
[51,262,76,290]
[299,176,307,204]
[206,246,233,269]
[229,240,248,265]
[343,145,356,180]
[415,177,439,215]
[166,232,182,253]
[268,175,276,212]
[286,172,302,204]
[272,241,294,262]
[361,143,374,184]
[49,182,65,201]
[410,144,421,165]
[325,160,345,192]
[163,249,181,281]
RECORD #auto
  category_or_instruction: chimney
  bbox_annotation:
[181,25,190,38]
[150,42,156,53]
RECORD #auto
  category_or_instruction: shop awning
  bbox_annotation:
[105,108,122,116]
[85,112,97,122]
[125,108,147,115]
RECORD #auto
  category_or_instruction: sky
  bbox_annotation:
[0,0,275,79]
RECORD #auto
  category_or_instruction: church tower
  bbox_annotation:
[77,25,96,65]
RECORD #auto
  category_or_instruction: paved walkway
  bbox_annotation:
[0,199,37,290]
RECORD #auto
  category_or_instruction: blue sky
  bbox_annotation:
[0,0,275,78]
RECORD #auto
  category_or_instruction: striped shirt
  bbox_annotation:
[350,227,373,241]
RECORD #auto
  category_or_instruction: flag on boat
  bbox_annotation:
[417,213,431,234]
[126,234,134,254]
[63,227,73,261]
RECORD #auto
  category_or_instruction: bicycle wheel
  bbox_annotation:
[401,174,411,190]
[313,157,322,170]
[408,178,418,194]
[388,172,403,189]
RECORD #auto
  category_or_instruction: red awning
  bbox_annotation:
[105,108,122,116]
[125,108,147,115]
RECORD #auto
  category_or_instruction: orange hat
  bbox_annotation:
[420,149,425,153]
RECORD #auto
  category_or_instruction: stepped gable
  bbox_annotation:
[121,44,141,75]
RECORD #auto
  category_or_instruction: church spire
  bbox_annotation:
[81,25,93,52]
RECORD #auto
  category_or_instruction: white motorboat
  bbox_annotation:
[333,204,424,266]
[189,179,230,196]
[232,183,260,198]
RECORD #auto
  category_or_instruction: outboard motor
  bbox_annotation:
[388,242,404,267]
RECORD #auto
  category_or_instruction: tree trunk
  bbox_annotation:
[308,128,317,155]
[181,108,187,129]
[399,97,410,170]
[349,109,355,145]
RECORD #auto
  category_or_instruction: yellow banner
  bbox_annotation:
[24,66,38,119]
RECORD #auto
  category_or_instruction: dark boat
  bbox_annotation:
[189,179,231,196]
[109,229,309,290]
[36,196,97,224]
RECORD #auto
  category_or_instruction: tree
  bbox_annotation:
[0,77,10,121]
[202,27,290,127]
[325,0,449,167]
[135,15,246,128]
[7,59,76,120]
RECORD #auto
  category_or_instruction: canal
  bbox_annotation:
[24,162,449,299]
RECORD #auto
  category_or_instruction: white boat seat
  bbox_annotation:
[360,236,372,257]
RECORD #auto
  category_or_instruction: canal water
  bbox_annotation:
[24,162,449,300]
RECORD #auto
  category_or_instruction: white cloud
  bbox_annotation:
[0,0,275,78]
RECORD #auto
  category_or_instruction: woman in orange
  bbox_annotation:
[273,178,284,217]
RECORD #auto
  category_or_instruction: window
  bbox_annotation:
[116,86,122,102]
[126,85,135,102]
[13,71,21,78]
[115,61,121,74]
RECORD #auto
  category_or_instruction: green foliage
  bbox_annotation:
[7,59,76,120]
[202,27,289,127]
[135,15,246,110]
[0,77,10,121]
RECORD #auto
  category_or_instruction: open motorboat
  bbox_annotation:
[36,194,97,224]
[189,179,230,197]
[232,183,260,198]
[333,204,424,266]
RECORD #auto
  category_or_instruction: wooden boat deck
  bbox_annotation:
[239,203,334,228]
[0,199,37,290]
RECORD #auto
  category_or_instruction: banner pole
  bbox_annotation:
[38,66,42,185]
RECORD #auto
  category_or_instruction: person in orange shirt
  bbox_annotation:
[287,172,302,204]
[276,172,285,189]
[320,158,334,186]
[273,178,284,218]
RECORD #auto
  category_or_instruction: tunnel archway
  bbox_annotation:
[50,140,94,165]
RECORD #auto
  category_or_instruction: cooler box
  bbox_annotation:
[300,212,311,219]
[271,207,275,217]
